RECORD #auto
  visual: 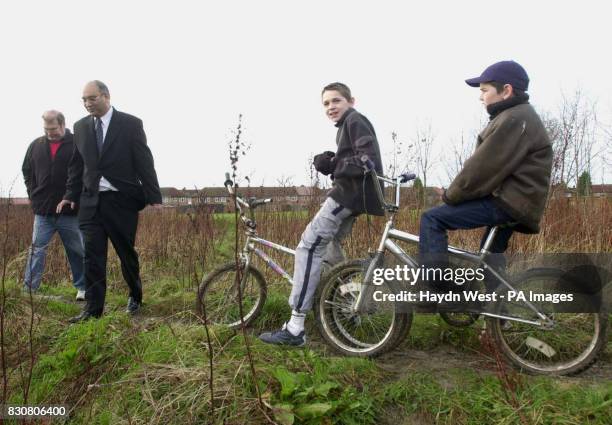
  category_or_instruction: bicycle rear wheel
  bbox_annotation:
[487,268,608,375]
[314,259,412,357]
[196,261,267,329]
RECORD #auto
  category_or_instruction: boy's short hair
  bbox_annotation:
[322,82,352,101]
[489,81,526,97]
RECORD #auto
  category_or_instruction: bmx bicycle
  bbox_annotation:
[314,157,608,375]
[195,173,412,357]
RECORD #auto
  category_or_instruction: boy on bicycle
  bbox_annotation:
[419,60,553,290]
[260,82,385,346]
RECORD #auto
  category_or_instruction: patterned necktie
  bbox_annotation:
[95,118,104,154]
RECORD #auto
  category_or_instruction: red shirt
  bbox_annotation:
[49,141,62,160]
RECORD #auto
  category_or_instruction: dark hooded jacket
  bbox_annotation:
[328,108,385,216]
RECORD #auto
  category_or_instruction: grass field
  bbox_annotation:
[0,198,610,424]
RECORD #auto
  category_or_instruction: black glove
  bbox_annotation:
[313,151,336,176]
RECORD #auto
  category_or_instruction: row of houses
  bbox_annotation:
[160,185,452,210]
[159,183,612,211]
[4,184,610,210]
[160,186,328,211]
[550,184,612,198]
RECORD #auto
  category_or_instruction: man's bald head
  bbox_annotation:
[82,80,111,117]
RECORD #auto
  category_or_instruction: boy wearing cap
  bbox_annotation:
[419,61,553,288]
[259,82,385,346]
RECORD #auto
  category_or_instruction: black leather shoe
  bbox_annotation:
[126,297,142,315]
[69,310,100,323]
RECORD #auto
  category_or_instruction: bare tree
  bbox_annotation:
[276,174,294,202]
[275,174,294,188]
[412,121,436,196]
[386,131,413,177]
[551,89,598,188]
[443,131,473,183]
[599,120,612,183]
[540,111,561,187]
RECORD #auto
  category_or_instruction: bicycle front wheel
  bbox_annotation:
[487,268,608,375]
[196,261,267,329]
[314,259,412,357]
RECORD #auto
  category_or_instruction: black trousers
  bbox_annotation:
[79,192,142,315]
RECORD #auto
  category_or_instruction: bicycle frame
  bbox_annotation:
[351,169,552,327]
[240,235,295,285]
[224,175,296,286]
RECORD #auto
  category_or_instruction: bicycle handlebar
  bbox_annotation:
[361,155,376,172]
[224,173,273,214]
[400,173,416,183]
[249,198,273,208]
[359,155,416,211]
[360,155,415,185]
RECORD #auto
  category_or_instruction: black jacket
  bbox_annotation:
[64,109,162,219]
[328,108,385,216]
[22,130,77,215]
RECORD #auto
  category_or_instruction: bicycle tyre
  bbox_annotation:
[196,261,267,329]
[314,259,412,357]
[487,268,608,375]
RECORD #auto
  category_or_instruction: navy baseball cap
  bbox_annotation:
[465,60,529,91]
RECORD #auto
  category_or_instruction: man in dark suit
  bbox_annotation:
[58,80,162,322]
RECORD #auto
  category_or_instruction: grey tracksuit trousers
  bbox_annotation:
[289,197,355,312]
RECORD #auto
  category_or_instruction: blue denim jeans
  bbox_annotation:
[24,214,85,291]
[419,196,515,284]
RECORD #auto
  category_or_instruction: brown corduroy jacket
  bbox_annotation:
[444,103,552,234]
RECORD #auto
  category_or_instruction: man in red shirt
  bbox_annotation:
[22,111,85,300]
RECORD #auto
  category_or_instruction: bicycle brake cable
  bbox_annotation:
[362,173,374,254]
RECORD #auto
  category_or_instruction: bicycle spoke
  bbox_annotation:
[197,263,266,329]
[316,261,409,355]
[489,269,607,375]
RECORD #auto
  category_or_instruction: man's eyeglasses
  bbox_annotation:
[82,95,102,103]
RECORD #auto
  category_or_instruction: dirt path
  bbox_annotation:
[48,291,612,383]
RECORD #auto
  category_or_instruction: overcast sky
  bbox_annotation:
[1,0,610,197]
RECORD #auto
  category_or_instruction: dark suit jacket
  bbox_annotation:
[65,108,162,219]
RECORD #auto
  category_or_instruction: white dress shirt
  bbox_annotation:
[96,107,118,192]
